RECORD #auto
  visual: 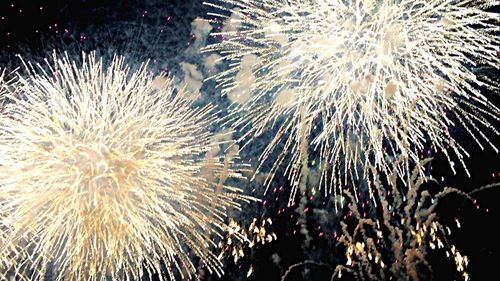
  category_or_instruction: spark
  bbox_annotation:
[247,264,254,277]
[204,0,499,205]
[0,52,253,280]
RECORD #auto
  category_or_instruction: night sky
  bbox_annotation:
[1,1,499,280]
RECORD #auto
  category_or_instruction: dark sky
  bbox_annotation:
[1,1,499,280]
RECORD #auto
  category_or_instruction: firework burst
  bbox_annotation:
[333,159,478,281]
[217,217,276,277]
[204,0,499,206]
[0,52,253,280]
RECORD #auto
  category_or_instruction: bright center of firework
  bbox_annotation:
[71,143,138,195]
[38,129,144,209]
[259,2,412,103]
[296,4,405,95]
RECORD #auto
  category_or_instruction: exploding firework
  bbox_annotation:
[204,0,500,205]
[333,158,477,281]
[280,158,486,281]
[217,217,276,277]
[0,52,254,280]
[218,217,276,261]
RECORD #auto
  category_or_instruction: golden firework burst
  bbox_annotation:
[204,0,499,207]
[0,52,253,280]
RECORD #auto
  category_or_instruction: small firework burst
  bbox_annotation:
[0,52,253,280]
[218,217,277,261]
[333,159,475,281]
[204,0,499,206]
[217,217,276,275]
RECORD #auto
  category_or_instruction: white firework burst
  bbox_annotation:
[204,0,499,206]
[0,52,253,280]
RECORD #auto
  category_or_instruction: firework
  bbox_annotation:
[217,217,276,277]
[280,158,483,281]
[0,52,253,280]
[333,158,476,281]
[204,0,499,206]
[218,217,276,262]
